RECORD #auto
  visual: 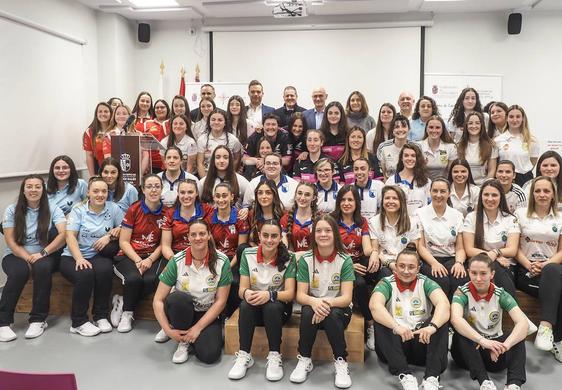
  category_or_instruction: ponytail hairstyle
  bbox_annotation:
[140,173,163,201]
[448,87,483,128]
[527,176,558,218]
[201,145,240,204]
[474,179,511,249]
[14,175,51,247]
[47,155,79,195]
[226,95,249,145]
[260,219,291,272]
[175,179,200,209]
[430,176,453,207]
[85,102,112,152]
[396,242,421,265]
[99,157,125,202]
[189,219,219,277]
[250,180,284,244]
[286,182,318,251]
[468,252,494,270]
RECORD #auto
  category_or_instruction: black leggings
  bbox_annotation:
[0,254,58,326]
[59,255,114,328]
[238,300,292,353]
[420,256,469,300]
[353,256,389,321]
[374,320,448,378]
[113,255,166,311]
[298,305,351,360]
[516,263,562,342]
[165,291,223,364]
[492,261,516,298]
[451,332,526,387]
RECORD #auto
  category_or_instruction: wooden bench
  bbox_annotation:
[503,290,540,341]
[15,273,157,320]
[225,309,364,362]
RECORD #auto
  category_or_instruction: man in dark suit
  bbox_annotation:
[302,86,328,130]
[189,83,216,122]
[245,80,274,127]
[273,86,306,129]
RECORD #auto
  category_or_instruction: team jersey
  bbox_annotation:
[82,127,105,166]
[197,131,243,171]
[495,132,541,174]
[316,180,340,214]
[292,153,331,183]
[373,273,441,330]
[514,208,562,262]
[159,247,232,312]
[197,173,250,208]
[205,207,249,257]
[119,200,167,256]
[162,202,214,253]
[2,203,65,257]
[142,119,168,170]
[159,134,197,160]
[62,201,124,259]
[281,213,313,252]
[462,141,499,186]
[368,215,420,264]
[297,250,355,299]
[47,178,88,215]
[354,179,384,219]
[376,140,403,178]
[450,184,480,217]
[245,131,291,159]
[505,184,527,213]
[418,139,458,180]
[338,153,381,185]
[415,204,464,257]
[321,131,346,161]
[453,282,518,338]
[243,174,299,210]
[338,218,370,261]
[463,211,519,252]
[386,173,432,216]
[158,170,199,207]
[239,246,297,291]
[108,182,139,213]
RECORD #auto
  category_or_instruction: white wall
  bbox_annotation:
[425,11,562,148]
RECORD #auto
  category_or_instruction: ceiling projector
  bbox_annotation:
[272,1,308,18]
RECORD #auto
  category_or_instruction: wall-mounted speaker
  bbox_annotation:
[138,23,150,43]
[508,13,522,35]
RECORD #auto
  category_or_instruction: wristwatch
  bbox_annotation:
[40,249,49,257]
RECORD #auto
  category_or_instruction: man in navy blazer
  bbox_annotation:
[273,85,306,129]
[245,80,274,126]
[302,86,328,130]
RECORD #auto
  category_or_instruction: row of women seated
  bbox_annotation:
[1,146,561,388]
[85,88,539,193]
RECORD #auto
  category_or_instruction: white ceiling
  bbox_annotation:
[76,0,562,22]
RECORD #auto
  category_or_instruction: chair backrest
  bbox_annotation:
[0,370,78,390]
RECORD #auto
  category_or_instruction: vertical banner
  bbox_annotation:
[111,135,141,186]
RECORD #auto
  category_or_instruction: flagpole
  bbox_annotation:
[158,60,165,99]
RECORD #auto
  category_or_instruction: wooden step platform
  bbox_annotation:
[225,309,364,362]
[15,272,156,320]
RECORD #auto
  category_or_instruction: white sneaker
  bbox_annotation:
[535,324,554,351]
[421,376,441,390]
[448,327,454,350]
[504,385,521,390]
[265,351,283,381]
[398,373,418,390]
[526,317,538,336]
[25,322,48,339]
[70,322,101,337]
[334,357,352,389]
[0,326,17,342]
[110,294,123,327]
[289,355,313,383]
[480,380,497,390]
[117,311,134,333]
[172,342,189,364]
[154,328,170,343]
[366,325,375,351]
[228,350,254,380]
[96,319,112,333]
[552,340,562,363]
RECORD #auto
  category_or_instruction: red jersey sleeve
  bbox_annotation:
[280,213,289,233]
[162,207,175,230]
[121,204,137,229]
[361,218,369,236]
[82,128,93,152]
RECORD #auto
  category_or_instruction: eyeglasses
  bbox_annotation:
[144,184,162,190]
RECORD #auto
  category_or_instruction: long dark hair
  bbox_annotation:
[171,95,190,116]
[14,175,50,246]
[422,115,454,143]
[395,143,429,187]
[535,151,562,203]
[319,101,348,140]
[226,95,249,145]
[47,155,79,195]
[412,96,439,120]
[204,109,230,151]
[487,101,509,138]
[189,219,219,277]
[447,158,476,191]
[84,102,111,151]
[287,112,308,148]
[474,179,512,249]
[371,103,397,153]
[338,127,369,167]
[457,112,493,164]
[448,87,483,128]
[379,185,411,235]
[200,145,240,204]
[250,180,284,244]
[167,114,195,148]
[153,99,170,121]
[132,91,154,119]
[286,182,318,251]
[260,219,292,272]
[331,185,363,226]
[310,214,347,255]
[99,157,125,202]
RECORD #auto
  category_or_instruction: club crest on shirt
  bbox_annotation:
[500,231,508,242]
[450,227,457,236]
[410,297,422,310]
[489,310,500,325]
[394,305,403,317]
[206,275,218,287]
[331,273,340,284]
[553,225,559,233]
[271,273,283,286]
[400,236,408,244]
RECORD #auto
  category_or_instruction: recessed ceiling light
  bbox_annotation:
[129,0,179,8]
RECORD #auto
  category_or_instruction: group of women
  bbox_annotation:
[0,86,561,390]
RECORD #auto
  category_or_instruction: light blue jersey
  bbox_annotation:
[108,182,138,213]
[48,178,87,215]
[3,203,66,257]
[62,202,124,259]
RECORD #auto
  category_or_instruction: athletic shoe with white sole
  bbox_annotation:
[289,355,313,383]
[172,342,189,364]
[420,376,441,390]
[552,340,562,363]
[110,294,123,327]
[504,385,521,390]
[117,311,134,333]
[25,322,48,339]
[154,328,170,343]
[265,351,283,381]
[96,319,113,333]
[366,325,375,351]
[334,357,352,389]
[480,380,497,390]
[399,374,418,390]
[70,322,101,337]
[228,350,254,379]
[0,326,17,342]
[526,317,538,336]
[535,324,554,351]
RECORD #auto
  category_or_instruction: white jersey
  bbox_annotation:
[505,184,527,213]
[316,181,340,214]
[386,174,432,216]
[514,208,562,262]
[450,184,480,217]
[239,246,297,292]
[419,139,458,180]
[415,205,464,257]
[463,210,519,252]
[243,174,299,211]
[463,141,499,186]
[495,132,540,174]
[354,179,384,219]
[368,215,420,264]
[376,140,402,178]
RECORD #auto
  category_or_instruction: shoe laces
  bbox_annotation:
[423,376,442,389]
[266,353,282,368]
[539,325,553,337]
[399,374,417,389]
[121,312,134,321]
[295,354,312,370]
[480,380,496,390]
[552,341,562,360]
[234,351,251,365]
[334,357,349,376]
